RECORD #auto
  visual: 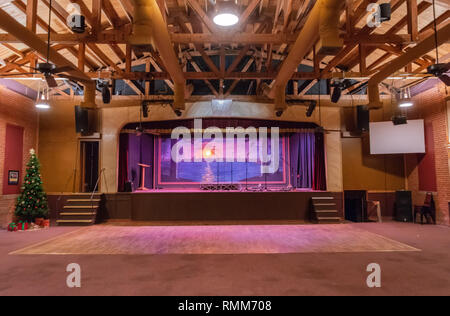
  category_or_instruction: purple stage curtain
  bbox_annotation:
[289,132,315,188]
[118,133,154,192]
[313,132,327,191]
[118,133,129,192]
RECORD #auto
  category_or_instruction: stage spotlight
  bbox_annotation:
[69,15,86,33]
[141,101,149,118]
[135,125,144,136]
[330,79,352,103]
[331,86,342,103]
[174,109,182,117]
[306,101,317,117]
[392,115,408,126]
[275,110,284,117]
[101,85,111,104]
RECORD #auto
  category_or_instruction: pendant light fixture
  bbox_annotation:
[35,82,50,109]
[213,0,240,27]
[399,87,413,108]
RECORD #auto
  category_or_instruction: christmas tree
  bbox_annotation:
[15,149,49,222]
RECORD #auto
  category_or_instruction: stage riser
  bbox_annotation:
[101,192,344,222]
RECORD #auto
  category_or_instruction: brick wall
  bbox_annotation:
[408,83,450,225]
[0,84,38,227]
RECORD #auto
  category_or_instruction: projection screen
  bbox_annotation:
[369,119,426,154]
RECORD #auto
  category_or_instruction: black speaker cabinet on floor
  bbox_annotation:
[345,190,367,222]
[395,191,413,222]
[357,105,370,132]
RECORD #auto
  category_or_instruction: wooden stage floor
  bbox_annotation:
[10,224,419,255]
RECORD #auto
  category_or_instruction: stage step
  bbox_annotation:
[310,194,342,224]
[56,219,94,226]
[64,205,97,209]
[57,193,103,226]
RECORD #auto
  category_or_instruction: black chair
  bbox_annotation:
[414,192,436,225]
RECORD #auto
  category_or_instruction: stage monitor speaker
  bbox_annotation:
[124,181,133,192]
[357,105,370,132]
[74,105,88,133]
[344,190,367,222]
[395,191,413,222]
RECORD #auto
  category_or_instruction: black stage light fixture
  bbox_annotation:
[306,101,317,117]
[392,115,408,126]
[174,109,182,117]
[330,79,352,103]
[379,3,392,22]
[275,110,284,117]
[135,125,144,136]
[101,85,111,104]
[69,15,86,33]
[331,86,342,103]
[141,101,149,118]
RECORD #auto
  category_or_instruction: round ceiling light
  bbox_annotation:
[35,101,50,109]
[213,1,239,27]
[399,100,414,108]
[213,13,239,26]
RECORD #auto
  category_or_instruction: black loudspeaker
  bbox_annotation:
[357,105,370,132]
[395,191,413,222]
[344,190,368,222]
[124,181,133,192]
[74,105,88,133]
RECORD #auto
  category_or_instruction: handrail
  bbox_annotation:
[90,168,106,202]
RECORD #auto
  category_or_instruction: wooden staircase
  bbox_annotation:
[57,193,102,226]
[311,195,341,224]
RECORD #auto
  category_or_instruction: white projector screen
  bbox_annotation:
[369,119,425,154]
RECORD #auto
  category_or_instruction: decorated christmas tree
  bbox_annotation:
[15,149,49,222]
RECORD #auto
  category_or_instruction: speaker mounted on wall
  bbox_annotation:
[357,105,370,132]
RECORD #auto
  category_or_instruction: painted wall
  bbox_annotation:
[38,100,81,193]
[0,85,38,227]
[341,136,406,191]
[2,124,23,195]
[0,85,38,194]
[341,101,406,191]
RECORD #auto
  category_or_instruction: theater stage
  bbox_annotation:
[64,190,344,222]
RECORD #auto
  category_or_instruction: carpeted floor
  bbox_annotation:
[10,224,419,255]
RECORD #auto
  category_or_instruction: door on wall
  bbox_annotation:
[80,141,99,193]
[2,124,24,195]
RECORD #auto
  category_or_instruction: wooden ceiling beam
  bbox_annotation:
[25,0,37,33]
[0,8,90,82]
[12,0,56,34]
[343,0,432,70]
[185,0,219,34]
[407,0,419,42]
[77,70,402,81]
[321,0,405,74]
